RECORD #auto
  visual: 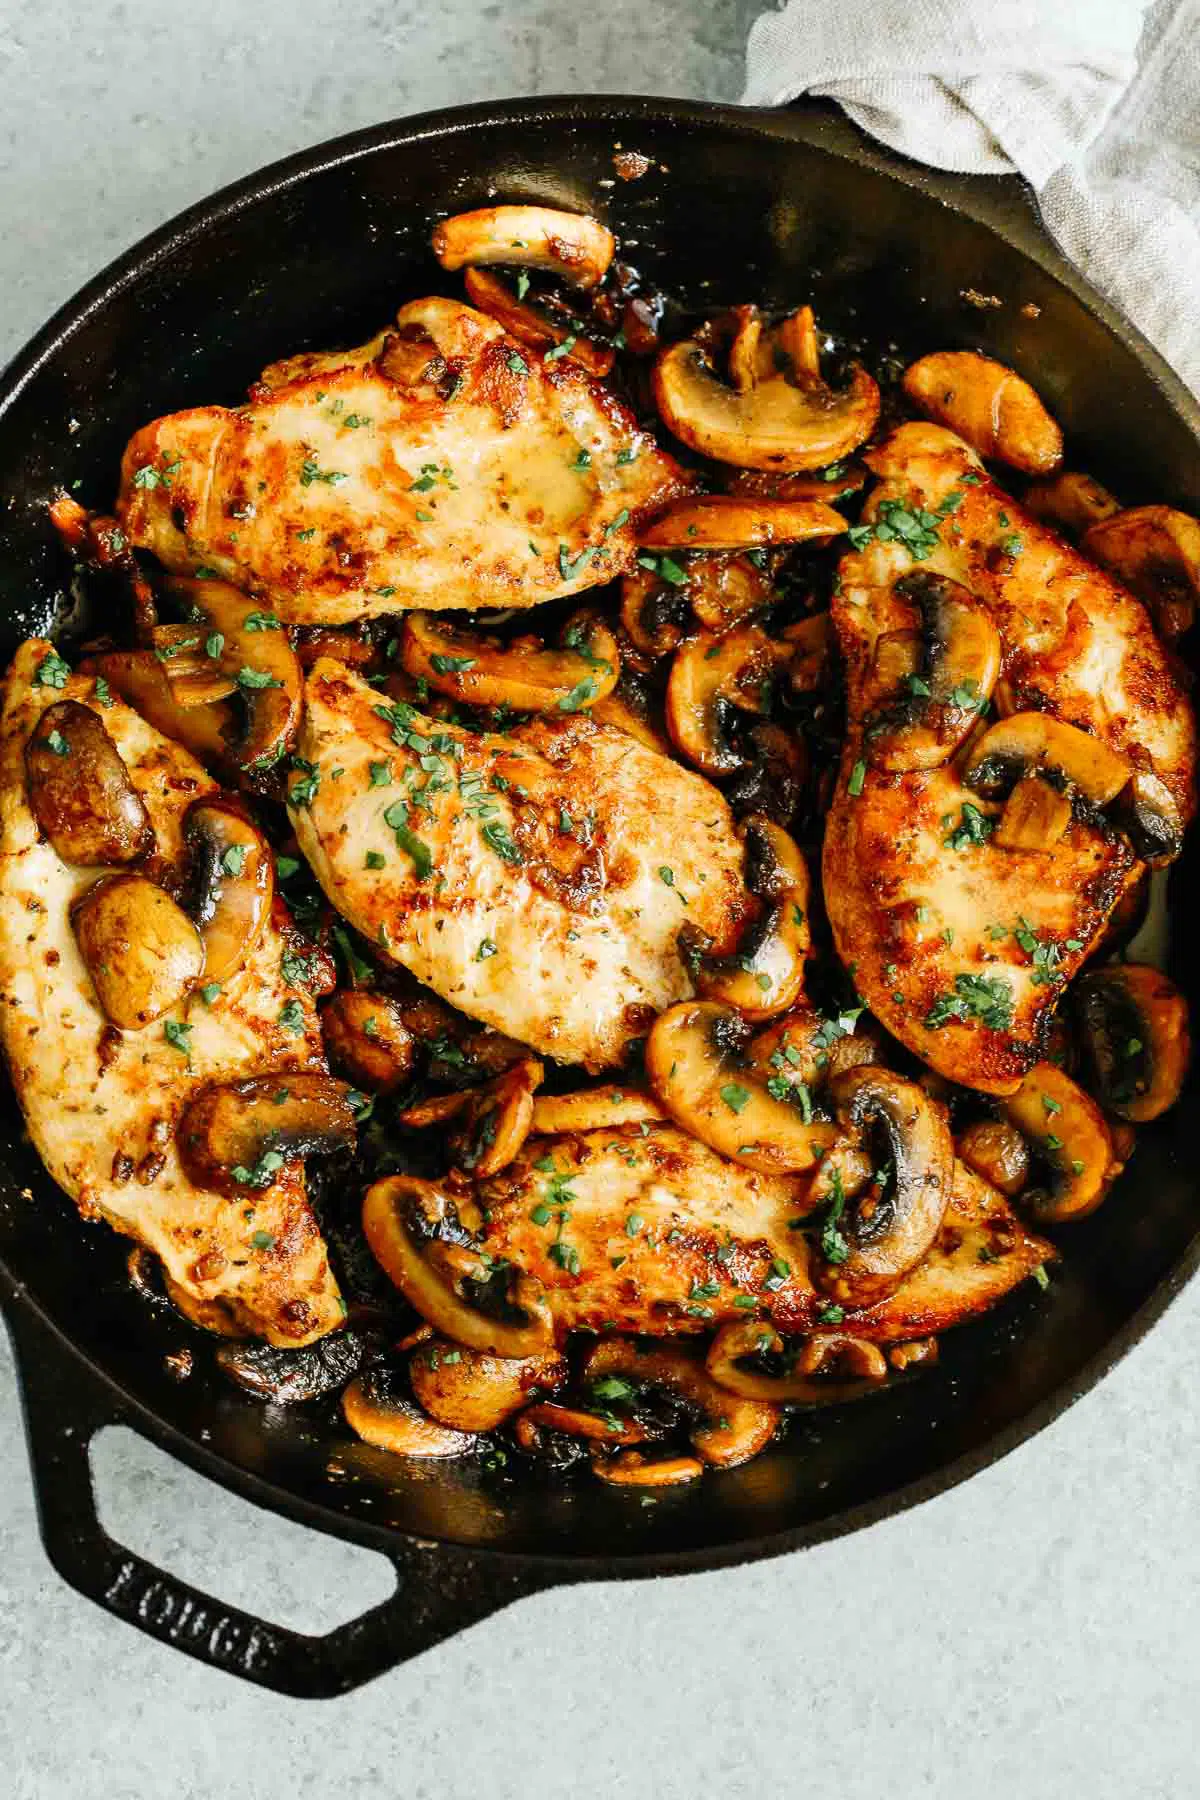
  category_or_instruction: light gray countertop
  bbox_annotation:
[1,4,1197,1794]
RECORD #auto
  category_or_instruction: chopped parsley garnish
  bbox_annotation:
[219,844,248,878]
[720,1082,751,1114]
[558,543,596,581]
[382,799,433,879]
[232,1150,286,1189]
[33,651,71,690]
[249,1229,277,1250]
[93,676,113,708]
[275,855,301,881]
[40,730,69,757]
[277,999,305,1034]
[199,982,222,1006]
[636,551,689,587]
[847,489,963,560]
[243,611,281,631]
[281,949,321,990]
[944,802,995,851]
[848,759,866,797]
[820,1168,851,1265]
[288,757,321,809]
[506,351,529,375]
[365,850,386,870]
[236,666,283,691]
[163,1019,193,1060]
[368,760,392,787]
[474,937,498,961]
[557,675,598,712]
[925,973,1014,1033]
[299,457,347,487]
[430,653,477,674]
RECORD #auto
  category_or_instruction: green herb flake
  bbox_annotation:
[163,1019,193,1060]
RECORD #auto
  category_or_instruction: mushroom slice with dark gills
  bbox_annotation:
[861,571,1001,772]
[116,296,689,624]
[665,624,794,776]
[1073,963,1189,1123]
[176,1072,358,1196]
[182,799,274,983]
[1001,1062,1117,1223]
[695,816,812,1020]
[366,1125,835,1342]
[0,640,344,1345]
[287,660,750,1071]
[1082,505,1200,643]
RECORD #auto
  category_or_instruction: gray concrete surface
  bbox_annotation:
[1,3,1198,1794]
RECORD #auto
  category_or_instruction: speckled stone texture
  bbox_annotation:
[1,4,1199,1794]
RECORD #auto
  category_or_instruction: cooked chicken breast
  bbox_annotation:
[474,1128,1050,1341]
[116,296,689,625]
[0,641,342,1344]
[862,422,1195,821]
[821,421,1191,1094]
[289,661,751,1070]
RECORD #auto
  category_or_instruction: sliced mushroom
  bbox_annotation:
[964,711,1131,807]
[781,613,833,695]
[992,773,1073,852]
[181,800,273,984]
[697,816,811,1020]
[516,1402,645,1447]
[901,350,1063,475]
[84,651,235,765]
[409,1337,563,1432]
[319,990,416,1091]
[591,1451,703,1487]
[955,1117,1031,1196]
[654,313,880,471]
[448,1057,543,1177]
[813,1066,955,1306]
[217,1331,366,1403]
[160,578,303,775]
[727,463,869,504]
[639,497,846,551]
[722,721,809,826]
[530,1085,667,1135]
[706,1319,889,1403]
[362,1174,554,1356]
[590,685,674,756]
[619,563,693,661]
[26,699,153,868]
[400,610,619,713]
[342,1371,476,1458]
[583,1338,778,1468]
[1023,471,1121,539]
[432,205,615,289]
[1001,1062,1115,1222]
[1116,768,1184,866]
[462,268,614,375]
[72,873,205,1029]
[398,1091,470,1128]
[1074,963,1189,1123]
[645,1000,837,1174]
[1082,505,1200,641]
[863,572,1001,771]
[177,1073,357,1196]
[665,624,791,775]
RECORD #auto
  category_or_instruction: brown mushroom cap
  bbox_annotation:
[447,1057,543,1178]
[706,1319,889,1403]
[431,205,615,289]
[863,571,1002,772]
[83,651,235,766]
[26,699,154,868]
[582,1337,779,1468]
[964,711,1131,806]
[362,1174,554,1357]
[462,267,614,375]
[400,610,619,714]
[1073,962,1189,1124]
[639,496,846,551]
[665,623,792,776]
[160,578,303,776]
[176,1072,358,1196]
[1082,504,1200,641]
[72,873,205,1029]
[182,799,274,984]
[696,816,812,1020]
[654,334,880,472]
[901,350,1063,475]
[342,1371,476,1458]
[1023,470,1121,540]
[410,1338,564,1432]
[319,989,417,1091]
[1001,1062,1115,1222]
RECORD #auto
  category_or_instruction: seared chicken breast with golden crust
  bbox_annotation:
[289,661,751,1070]
[0,641,342,1344]
[116,296,690,625]
[823,421,1193,1094]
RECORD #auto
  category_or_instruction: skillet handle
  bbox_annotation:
[5,1304,557,1697]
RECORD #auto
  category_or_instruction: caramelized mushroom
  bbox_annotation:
[991,774,1073,852]
[159,579,302,775]
[462,267,614,375]
[342,1370,475,1457]
[591,1451,703,1487]
[182,799,273,984]
[516,1402,645,1447]
[26,699,153,867]
[400,610,619,713]
[84,651,235,765]
[863,572,1001,771]
[72,874,204,1029]
[665,624,791,775]
[432,205,615,289]
[448,1057,543,1177]
[639,496,846,551]
[1074,963,1189,1123]
[654,314,880,471]
[177,1073,357,1195]
[697,816,811,1020]
[814,1066,955,1306]
[901,350,1063,475]
[362,1174,554,1356]
[583,1338,778,1468]
[706,1319,889,1403]
[1023,471,1121,539]
[217,1331,366,1403]
[1082,505,1200,641]
[955,1117,1031,1196]
[410,1337,563,1432]
[319,990,416,1091]
[964,711,1131,806]
[530,1085,667,1135]
[645,1000,837,1173]
[1001,1062,1115,1222]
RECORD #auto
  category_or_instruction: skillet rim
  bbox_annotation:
[1,90,1199,1582]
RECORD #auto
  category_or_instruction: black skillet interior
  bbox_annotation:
[2,95,1199,1624]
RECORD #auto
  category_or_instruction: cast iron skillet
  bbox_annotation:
[1,95,1198,1700]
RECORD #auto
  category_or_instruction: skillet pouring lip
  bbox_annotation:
[1,91,1199,1590]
